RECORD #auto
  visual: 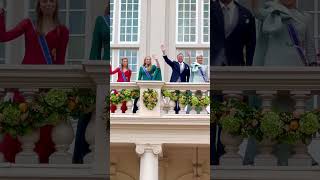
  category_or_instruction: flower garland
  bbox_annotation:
[212,98,320,144]
[143,89,158,110]
[0,88,97,137]
[162,89,210,108]
[109,89,140,105]
[0,101,44,137]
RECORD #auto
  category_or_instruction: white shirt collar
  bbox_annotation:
[219,0,236,11]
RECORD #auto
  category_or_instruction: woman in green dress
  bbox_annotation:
[89,5,109,61]
[137,55,162,81]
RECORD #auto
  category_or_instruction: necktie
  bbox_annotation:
[223,6,231,37]
[180,63,184,73]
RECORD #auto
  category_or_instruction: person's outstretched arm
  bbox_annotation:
[110,67,119,75]
[161,44,174,67]
[0,8,28,42]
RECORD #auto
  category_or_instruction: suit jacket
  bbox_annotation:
[163,55,190,82]
[211,0,256,66]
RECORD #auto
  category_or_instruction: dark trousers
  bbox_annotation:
[211,94,225,165]
[73,113,91,164]
[133,98,139,113]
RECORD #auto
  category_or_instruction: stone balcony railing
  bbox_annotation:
[110,81,210,116]
[211,67,320,180]
[110,82,210,180]
[0,61,108,180]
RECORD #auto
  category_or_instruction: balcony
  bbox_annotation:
[0,61,108,180]
[110,81,210,180]
[211,67,320,180]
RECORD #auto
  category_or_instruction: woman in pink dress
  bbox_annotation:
[0,0,69,163]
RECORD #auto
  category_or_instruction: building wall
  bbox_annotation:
[110,0,210,82]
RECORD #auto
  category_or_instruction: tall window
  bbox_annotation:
[110,0,114,43]
[297,0,320,53]
[176,0,210,44]
[28,0,87,64]
[175,0,210,67]
[111,0,140,82]
[202,0,210,43]
[0,0,6,64]
[119,0,140,43]
[176,0,197,43]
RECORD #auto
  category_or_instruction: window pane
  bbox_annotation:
[59,0,66,9]
[29,0,36,9]
[119,0,140,42]
[176,0,197,43]
[68,36,85,59]
[69,11,86,34]
[202,0,210,43]
[58,11,66,25]
[70,0,85,9]
[110,0,114,42]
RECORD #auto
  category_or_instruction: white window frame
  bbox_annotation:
[110,0,115,44]
[201,0,210,44]
[111,0,141,82]
[175,0,199,44]
[117,0,141,44]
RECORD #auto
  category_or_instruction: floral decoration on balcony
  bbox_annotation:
[191,95,210,108]
[0,88,97,136]
[67,88,96,118]
[162,89,210,108]
[277,112,319,144]
[216,98,260,138]
[38,89,70,126]
[109,89,140,105]
[0,101,44,137]
[161,89,180,102]
[143,89,158,110]
[110,90,122,105]
[178,92,191,107]
[211,98,320,145]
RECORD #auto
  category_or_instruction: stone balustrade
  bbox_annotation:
[0,61,108,179]
[211,67,320,180]
[110,81,210,116]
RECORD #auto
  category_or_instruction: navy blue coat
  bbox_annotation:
[163,55,190,82]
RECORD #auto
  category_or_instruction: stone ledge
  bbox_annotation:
[211,165,320,180]
[0,163,108,179]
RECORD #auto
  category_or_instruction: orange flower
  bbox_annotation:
[289,120,300,131]
[19,103,28,113]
